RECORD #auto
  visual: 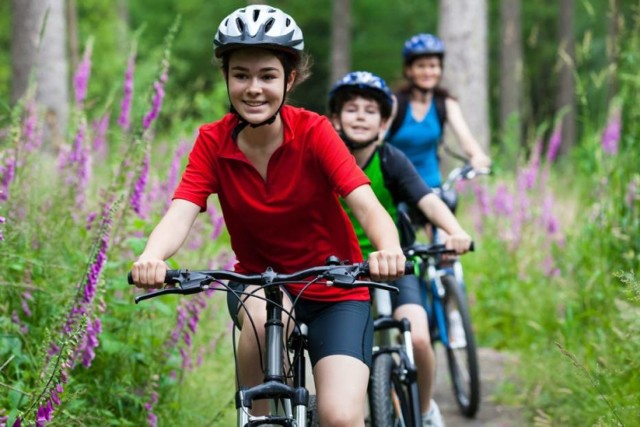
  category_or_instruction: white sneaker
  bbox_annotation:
[423,399,445,427]
[448,309,467,349]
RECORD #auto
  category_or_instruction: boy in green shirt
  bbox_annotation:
[328,71,473,427]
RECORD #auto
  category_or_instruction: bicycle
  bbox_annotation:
[398,163,490,418]
[129,257,411,427]
[367,244,461,427]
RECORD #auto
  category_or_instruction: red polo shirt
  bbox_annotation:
[173,105,371,302]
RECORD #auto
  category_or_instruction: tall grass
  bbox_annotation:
[0,17,238,426]
[458,10,640,425]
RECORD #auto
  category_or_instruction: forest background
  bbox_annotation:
[1,0,639,426]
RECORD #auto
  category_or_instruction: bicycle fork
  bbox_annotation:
[236,286,309,427]
[427,262,452,348]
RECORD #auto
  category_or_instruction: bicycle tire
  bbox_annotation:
[369,353,421,427]
[441,274,480,417]
[307,394,319,427]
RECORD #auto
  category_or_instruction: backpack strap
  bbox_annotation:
[386,91,409,141]
[433,92,447,132]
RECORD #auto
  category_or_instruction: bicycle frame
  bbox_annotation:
[129,260,405,427]
[236,286,310,427]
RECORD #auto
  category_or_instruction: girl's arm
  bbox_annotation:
[131,199,201,288]
[418,193,472,254]
[445,98,492,170]
[344,185,406,281]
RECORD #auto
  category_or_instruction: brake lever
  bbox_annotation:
[134,279,212,304]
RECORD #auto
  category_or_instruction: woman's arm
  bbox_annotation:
[131,199,201,288]
[344,185,406,281]
[418,193,472,254]
[445,98,491,170]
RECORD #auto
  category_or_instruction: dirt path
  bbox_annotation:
[433,347,524,427]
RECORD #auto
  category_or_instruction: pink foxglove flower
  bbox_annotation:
[118,53,136,131]
[601,109,621,155]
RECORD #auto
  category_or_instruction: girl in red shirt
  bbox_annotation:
[131,5,406,425]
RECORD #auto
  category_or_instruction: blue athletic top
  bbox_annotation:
[388,101,442,187]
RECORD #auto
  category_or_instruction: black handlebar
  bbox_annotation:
[128,260,415,304]
[403,242,474,258]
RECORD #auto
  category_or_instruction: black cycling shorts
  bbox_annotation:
[390,274,424,309]
[226,283,373,367]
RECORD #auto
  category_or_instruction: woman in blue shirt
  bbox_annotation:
[387,33,491,188]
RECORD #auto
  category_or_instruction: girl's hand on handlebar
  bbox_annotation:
[367,248,406,282]
[444,232,473,255]
[130,257,168,289]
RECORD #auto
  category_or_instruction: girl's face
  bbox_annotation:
[405,56,442,90]
[227,48,295,125]
[336,96,386,144]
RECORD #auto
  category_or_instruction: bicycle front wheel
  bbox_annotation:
[369,353,421,427]
[442,274,480,417]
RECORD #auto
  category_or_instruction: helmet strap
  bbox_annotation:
[229,70,291,140]
[338,128,378,151]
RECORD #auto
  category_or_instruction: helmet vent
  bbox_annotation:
[285,18,291,27]
[253,9,260,21]
[264,18,275,32]
[235,18,244,33]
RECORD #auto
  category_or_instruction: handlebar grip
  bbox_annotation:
[127,269,182,286]
[404,261,415,275]
[165,270,181,283]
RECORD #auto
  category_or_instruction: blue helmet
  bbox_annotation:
[328,71,393,115]
[402,33,445,62]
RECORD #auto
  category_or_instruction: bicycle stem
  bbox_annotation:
[264,285,285,383]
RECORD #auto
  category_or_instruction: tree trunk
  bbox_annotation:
[330,0,351,85]
[499,0,523,163]
[11,0,69,139]
[556,0,576,154]
[67,0,79,70]
[438,0,490,164]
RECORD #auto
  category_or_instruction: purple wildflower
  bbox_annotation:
[86,212,97,230]
[12,417,21,427]
[142,71,168,130]
[131,151,150,217]
[208,206,226,240]
[164,141,191,210]
[73,42,93,106]
[0,215,5,241]
[92,112,110,156]
[144,391,158,427]
[83,230,109,304]
[0,156,16,201]
[80,317,102,368]
[492,184,514,216]
[520,140,542,190]
[601,109,621,155]
[540,195,560,235]
[118,53,136,131]
[21,298,32,317]
[546,123,562,163]
[23,101,41,152]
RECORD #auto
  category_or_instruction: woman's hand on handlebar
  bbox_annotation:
[444,232,473,255]
[130,256,168,289]
[367,248,407,282]
[470,153,492,171]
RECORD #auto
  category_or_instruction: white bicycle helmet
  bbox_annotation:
[214,5,304,58]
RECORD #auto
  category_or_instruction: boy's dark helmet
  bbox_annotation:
[328,71,393,114]
[214,5,304,58]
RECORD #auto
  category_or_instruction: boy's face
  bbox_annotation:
[334,96,388,144]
